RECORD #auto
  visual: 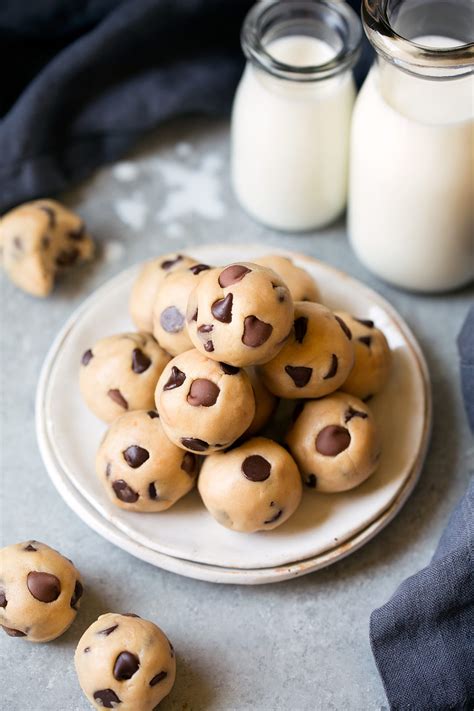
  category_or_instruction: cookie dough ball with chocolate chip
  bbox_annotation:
[245,367,278,436]
[254,254,321,303]
[130,253,196,332]
[259,302,354,399]
[80,332,170,423]
[198,437,302,532]
[0,541,83,642]
[187,262,294,367]
[335,312,392,401]
[155,349,255,453]
[0,199,94,297]
[96,409,198,511]
[286,392,380,493]
[75,612,176,711]
[152,262,212,356]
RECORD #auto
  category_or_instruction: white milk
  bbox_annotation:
[231,35,356,231]
[349,35,474,292]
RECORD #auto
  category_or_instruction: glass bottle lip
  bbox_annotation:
[241,0,362,82]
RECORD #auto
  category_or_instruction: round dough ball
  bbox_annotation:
[152,262,212,356]
[198,437,302,532]
[0,541,83,642]
[186,262,294,367]
[254,254,321,302]
[75,612,176,711]
[80,332,170,423]
[96,409,198,511]
[259,302,354,399]
[245,367,278,436]
[335,312,392,401]
[286,392,380,493]
[155,349,255,454]
[129,253,195,332]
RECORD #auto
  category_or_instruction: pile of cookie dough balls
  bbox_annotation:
[79,250,392,532]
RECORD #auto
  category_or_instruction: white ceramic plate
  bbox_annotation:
[36,245,431,584]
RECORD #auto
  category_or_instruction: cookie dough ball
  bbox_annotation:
[245,367,278,436]
[75,612,176,711]
[259,302,354,399]
[130,253,196,332]
[96,409,198,511]
[186,262,294,367]
[155,349,255,453]
[0,541,83,642]
[0,199,94,297]
[198,437,302,532]
[80,332,170,422]
[152,262,212,356]
[335,312,392,401]
[286,392,380,493]
[254,254,321,303]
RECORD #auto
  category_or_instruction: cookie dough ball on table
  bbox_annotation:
[198,437,302,532]
[187,263,294,366]
[259,302,354,399]
[286,392,380,493]
[155,349,255,453]
[0,541,83,642]
[80,332,170,422]
[254,254,321,303]
[129,253,195,332]
[245,367,278,436]
[0,199,94,297]
[152,262,212,356]
[335,312,392,401]
[75,612,176,711]
[96,409,198,511]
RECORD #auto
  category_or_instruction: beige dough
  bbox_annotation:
[245,367,278,436]
[0,541,83,642]
[254,254,321,302]
[96,409,197,512]
[152,262,212,356]
[75,612,176,711]
[129,253,195,332]
[259,302,354,399]
[0,199,94,297]
[286,392,380,493]
[335,312,392,401]
[198,437,302,532]
[186,262,294,367]
[79,332,170,422]
[155,349,255,454]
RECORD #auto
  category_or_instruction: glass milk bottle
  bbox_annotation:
[349,0,474,292]
[231,0,361,232]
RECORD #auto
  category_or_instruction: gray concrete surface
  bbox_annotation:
[1,118,473,710]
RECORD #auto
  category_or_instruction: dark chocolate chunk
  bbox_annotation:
[264,507,283,524]
[163,366,186,390]
[285,365,312,388]
[108,389,128,409]
[39,205,56,227]
[242,316,273,347]
[70,580,83,610]
[81,349,93,366]
[148,482,158,500]
[189,263,210,275]
[147,410,159,419]
[160,306,185,334]
[294,316,308,344]
[359,336,372,347]
[187,379,220,407]
[161,255,183,270]
[68,224,86,241]
[316,426,351,456]
[2,626,26,637]
[181,437,208,452]
[84,647,90,653]
[323,354,338,380]
[204,340,214,352]
[306,474,317,488]
[113,651,140,681]
[344,406,368,423]
[112,480,139,503]
[181,452,197,475]
[93,689,122,708]
[189,308,198,322]
[354,318,374,328]
[98,624,118,636]
[0,590,7,608]
[335,316,352,340]
[211,293,233,323]
[242,455,271,482]
[123,445,149,468]
[131,348,151,373]
[198,324,213,333]
[218,264,251,287]
[56,248,79,267]
[24,543,37,552]
[150,671,168,687]
[220,362,240,375]
[27,572,60,603]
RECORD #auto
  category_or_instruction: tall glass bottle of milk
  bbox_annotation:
[349,0,474,292]
[231,0,361,232]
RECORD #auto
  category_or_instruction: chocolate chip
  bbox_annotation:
[98,624,118,636]
[204,340,214,352]
[187,379,220,407]
[220,362,240,375]
[112,480,139,503]
[189,263,210,275]
[354,317,374,328]
[93,689,122,708]
[41,236,50,250]
[56,248,79,267]
[84,647,90,653]
[0,590,7,608]
[335,316,352,340]
[306,474,317,488]
[344,406,368,423]
[148,482,158,499]
[27,572,61,603]
[161,255,183,270]
[114,651,140,681]
[2,626,26,637]
[81,349,93,366]
[198,324,213,333]
[160,306,185,334]
[131,348,151,373]
[294,317,308,344]
[242,316,273,348]
[190,308,198,322]
[218,264,251,287]
[285,365,312,388]
[123,445,149,468]
[242,455,271,482]
[211,293,233,323]
[105,463,112,478]
[148,410,159,418]
[316,426,351,456]
[150,671,168,687]
[70,580,83,610]
[163,366,186,390]
[68,224,86,241]
[323,354,338,380]
[274,286,287,303]
[24,543,37,552]
[107,389,128,409]
[264,507,283,524]
[359,336,372,347]
[181,437,208,452]
[181,452,197,475]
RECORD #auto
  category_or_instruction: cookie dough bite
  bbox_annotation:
[335,312,392,401]
[259,302,354,399]
[152,262,212,356]
[129,253,196,332]
[75,612,176,711]
[286,392,380,493]
[186,262,294,367]
[245,367,278,436]
[96,409,198,511]
[254,254,321,303]
[0,199,94,297]
[155,349,255,454]
[80,332,170,423]
[0,541,83,642]
[198,437,302,532]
